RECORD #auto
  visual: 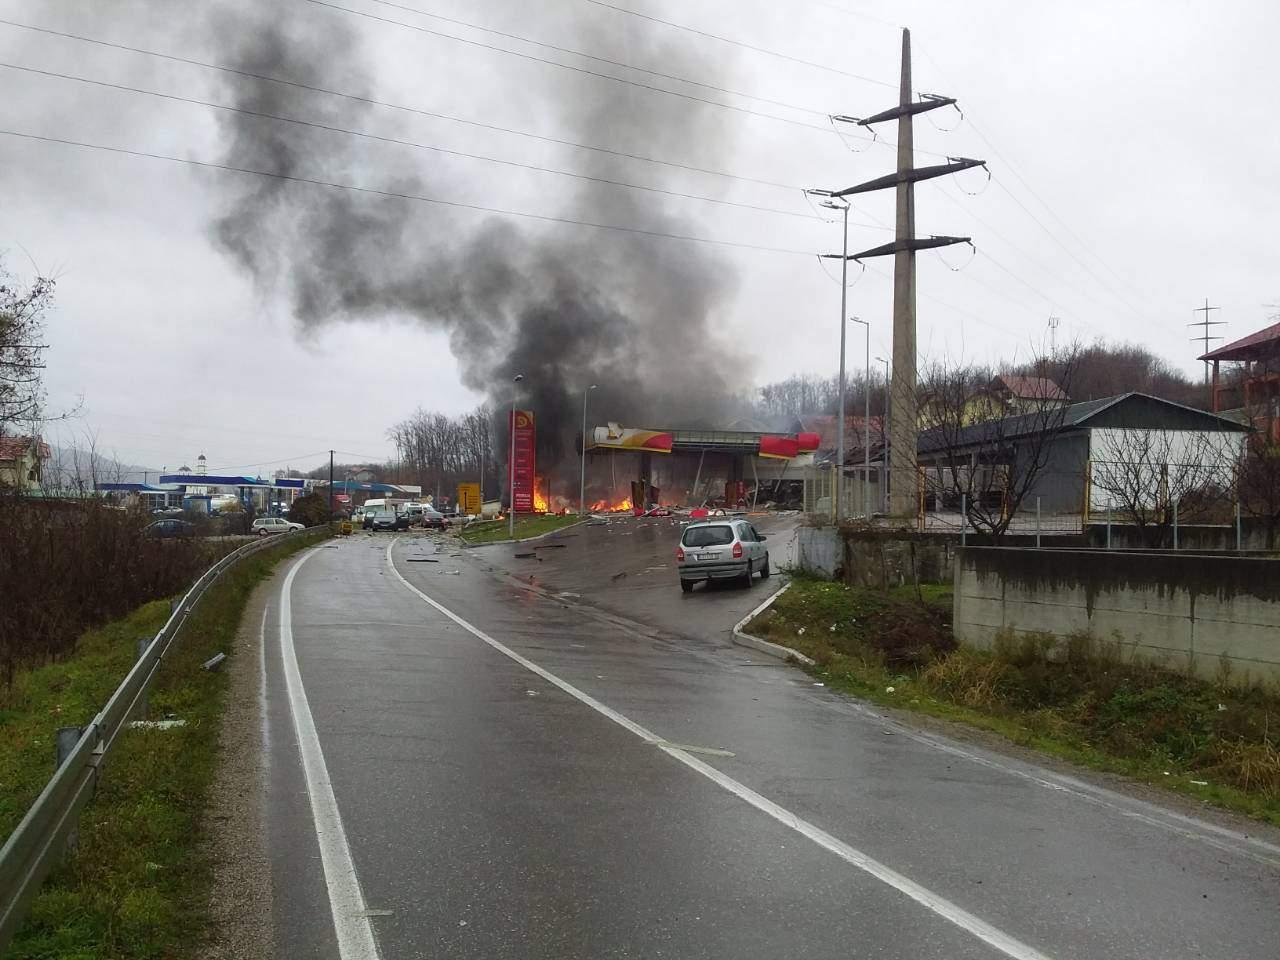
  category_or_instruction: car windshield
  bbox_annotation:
[682,525,734,547]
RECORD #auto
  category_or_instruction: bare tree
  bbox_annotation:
[0,265,56,436]
[1090,428,1239,539]
[919,347,1081,537]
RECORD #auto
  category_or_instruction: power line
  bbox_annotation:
[991,176,1149,322]
[582,0,897,88]
[363,0,832,118]
[930,181,1125,326]
[0,18,812,194]
[0,61,825,223]
[913,42,1157,317]
[295,0,870,138]
[0,128,817,256]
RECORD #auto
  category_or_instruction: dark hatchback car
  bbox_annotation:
[144,519,195,539]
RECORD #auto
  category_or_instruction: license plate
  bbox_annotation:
[695,552,719,561]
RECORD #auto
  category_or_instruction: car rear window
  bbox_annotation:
[682,524,734,547]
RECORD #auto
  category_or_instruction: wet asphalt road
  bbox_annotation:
[258,520,1280,960]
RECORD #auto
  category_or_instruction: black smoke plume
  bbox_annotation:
[205,3,745,482]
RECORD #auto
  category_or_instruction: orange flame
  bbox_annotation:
[588,496,633,513]
[533,488,550,513]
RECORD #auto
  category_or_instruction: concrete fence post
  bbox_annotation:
[1035,496,1041,549]
[1173,500,1179,551]
[1236,499,1242,552]
[960,493,967,547]
[55,727,83,856]
[1106,507,1112,549]
[136,638,150,721]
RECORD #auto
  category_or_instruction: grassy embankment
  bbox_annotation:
[0,530,328,959]
[750,576,1280,825]
[459,514,585,544]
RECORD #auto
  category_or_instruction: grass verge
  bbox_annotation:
[0,529,329,959]
[460,514,584,544]
[750,575,1280,826]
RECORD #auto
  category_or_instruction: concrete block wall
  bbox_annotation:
[796,526,842,578]
[953,548,1280,684]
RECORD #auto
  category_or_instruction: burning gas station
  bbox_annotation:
[509,409,820,515]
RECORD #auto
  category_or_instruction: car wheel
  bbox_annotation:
[680,579,694,594]
[760,554,771,579]
[742,560,753,588]
[258,529,269,537]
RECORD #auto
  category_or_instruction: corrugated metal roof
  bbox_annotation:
[1199,320,1280,361]
[917,392,1246,455]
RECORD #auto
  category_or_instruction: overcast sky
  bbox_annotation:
[2,0,1277,476]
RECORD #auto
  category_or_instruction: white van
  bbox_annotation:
[361,498,404,531]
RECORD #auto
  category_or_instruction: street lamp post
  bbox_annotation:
[580,383,597,517]
[850,317,870,518]
[876,355,891,514]
[509,373,523,539]
[808,190,852,522]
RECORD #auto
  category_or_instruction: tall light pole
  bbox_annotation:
[579,383,597,516]
[850,317,870,518]
[509,373,523,539]
[875,356,891,514]
[807,190,851,521]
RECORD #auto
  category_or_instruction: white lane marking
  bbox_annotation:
[282,547,381,960]
[820,695,1280,869]
[259,605,270,763]
[386,539,1052,960]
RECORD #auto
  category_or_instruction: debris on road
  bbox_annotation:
[406,557,439,563]
[514,552,537,559]
[611,571,627,581]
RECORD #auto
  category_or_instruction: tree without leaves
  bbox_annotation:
[920,347,1082,538]
[1089,428,1239,541]
[0,265,55,437]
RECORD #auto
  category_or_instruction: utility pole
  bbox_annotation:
[851,317,871,517]
[579,383,597,517]
[821,28,983,517]
[327,450,334,523]
[509,374,523,539]
[1189,297,1224,386]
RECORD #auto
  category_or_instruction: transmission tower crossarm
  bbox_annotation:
[848,94,957,128]
[842,235,972,261]
[833,157,986,197]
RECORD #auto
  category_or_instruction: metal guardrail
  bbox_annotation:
[0,525,330,951]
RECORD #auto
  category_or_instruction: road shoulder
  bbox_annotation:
[197,572,275,960]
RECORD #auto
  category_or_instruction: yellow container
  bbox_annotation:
[340,521,353,536]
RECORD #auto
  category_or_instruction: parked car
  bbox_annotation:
[361,499,407,531]
[145,518,195,539]
[421,506,448,530]
[151,506,185,517]
[675,519,769,593]
[251,517,304,537]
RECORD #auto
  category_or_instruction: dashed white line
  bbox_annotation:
[281,548,381,960]
[386,539,1053,960]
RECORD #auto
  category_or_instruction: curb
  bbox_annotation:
[730,580,815,667]
[460,517,590,548]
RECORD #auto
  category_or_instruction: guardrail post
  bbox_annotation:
[55,727,83,856]
[136,639,150,721]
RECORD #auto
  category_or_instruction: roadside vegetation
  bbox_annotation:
[460,513,584,544]
[0,494,232,690]
[0,530,327,959]
[751,576,1280,825]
